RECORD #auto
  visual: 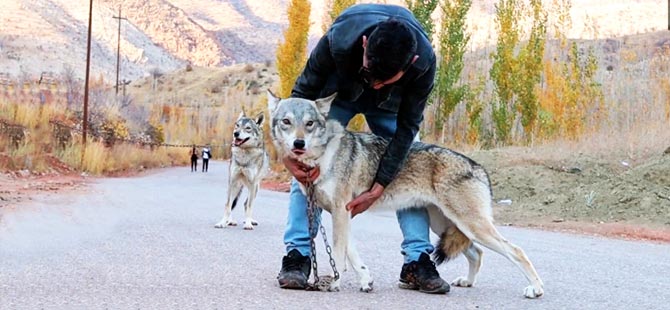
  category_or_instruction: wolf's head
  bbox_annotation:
[267,91,338,161]
[232,111,265,149]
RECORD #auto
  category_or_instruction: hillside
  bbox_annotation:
[0,0,666,83]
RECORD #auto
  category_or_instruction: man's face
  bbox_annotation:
[361,36,417,90]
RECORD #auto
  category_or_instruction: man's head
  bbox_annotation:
[361,18,418,89]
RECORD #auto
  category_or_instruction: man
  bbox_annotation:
[201,145,211,172]
[277,4,449,294]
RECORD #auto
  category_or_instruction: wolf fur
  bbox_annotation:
[267,91,544,298]
[214,111,269,230]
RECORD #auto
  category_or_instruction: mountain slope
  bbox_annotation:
[0,0,665,82]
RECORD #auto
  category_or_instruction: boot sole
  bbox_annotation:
[398,281,450,294]
[279,279,307,290]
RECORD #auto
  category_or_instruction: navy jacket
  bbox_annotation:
[291,4,436,187]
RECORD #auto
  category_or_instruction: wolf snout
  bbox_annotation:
[293,139,306,149]
[234,132,240,138]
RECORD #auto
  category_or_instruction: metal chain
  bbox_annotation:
[304,181,339,291]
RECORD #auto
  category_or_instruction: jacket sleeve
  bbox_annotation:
[374,58,436,187]
[291,34,336,100]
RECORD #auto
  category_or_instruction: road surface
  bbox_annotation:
[1,161,668,309]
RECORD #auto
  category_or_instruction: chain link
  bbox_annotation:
[304,181,339,291]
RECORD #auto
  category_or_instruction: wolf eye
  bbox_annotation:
[245,126,252,131]
[282,119,291,125]
[306,121,314,127]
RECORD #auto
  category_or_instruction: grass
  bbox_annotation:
[1,34,668,178]
[0,64,274,176]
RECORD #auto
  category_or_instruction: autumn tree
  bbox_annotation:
[515,0,547,141]
[276,0,311,97]
[490,0,522,145]
[322,0,356,33]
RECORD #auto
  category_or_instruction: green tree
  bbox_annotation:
[515,0,547,140]
[432,0,472,133]
[276,0,311,98]
[490,0,522,145]
[405,0,439,40]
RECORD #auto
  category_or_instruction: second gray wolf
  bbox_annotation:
[267,91,544,298]
[214,111,269,230]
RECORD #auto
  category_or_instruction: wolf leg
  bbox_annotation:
[460,217,544,298]
[215,181,243,228]
[243,183,259,230]
[451,243,483,287]
[328,207,350,292]
[346,238,373,292]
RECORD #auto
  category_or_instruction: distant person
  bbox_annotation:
[202,145,212,172]
[190,145,198,172]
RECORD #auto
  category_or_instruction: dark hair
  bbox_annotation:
[366,18,417,81]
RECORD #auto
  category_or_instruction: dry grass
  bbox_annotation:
[0,63,279,176]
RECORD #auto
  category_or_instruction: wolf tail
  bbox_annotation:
[433,225,472,265]
[231,188,243,210]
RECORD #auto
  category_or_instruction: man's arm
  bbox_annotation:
[347,57,436,217]
[374,59,436,187]
[291,34,336,100]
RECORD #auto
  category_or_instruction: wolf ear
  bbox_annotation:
[237,110,246,120]
[255,112,265,126]
[267,90,281,114]
[314,92,337,117]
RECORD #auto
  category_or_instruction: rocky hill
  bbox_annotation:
[0,0,665,83]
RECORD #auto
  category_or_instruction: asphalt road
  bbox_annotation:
[1,161,669,309]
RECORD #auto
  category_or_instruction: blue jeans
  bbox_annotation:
[283,99,433,264]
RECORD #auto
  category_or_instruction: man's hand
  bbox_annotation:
[346,183,385,218]
[282,157,320,184]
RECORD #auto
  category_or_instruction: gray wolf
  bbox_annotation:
[267,91,544,298]
[214,111,269,230]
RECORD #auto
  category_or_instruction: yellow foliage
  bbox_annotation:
[276,0,311,98]
[347,114,368,132]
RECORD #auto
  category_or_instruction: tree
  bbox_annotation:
[276,0,311,98]
[405,0,439,40]
[490,0,522,145]
[515,0,547,140]
[322,0,356,33]
[432,0,472,135]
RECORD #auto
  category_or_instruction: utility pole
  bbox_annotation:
[113,6,127,95]
[83,0,93,145]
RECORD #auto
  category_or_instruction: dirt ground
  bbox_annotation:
[258,146,670,242]
[0,172,88,212]
[469,147,670,242]
[2,148,669,242]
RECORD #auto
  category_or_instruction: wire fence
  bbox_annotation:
[1,118,229,151]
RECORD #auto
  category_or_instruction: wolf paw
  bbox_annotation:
[451,276,474,287]
[359,280,374,293]
[328,279,341,292]
[214,219,237,228]
[524,285,544,299]
[250,219,259,226]
[243,223,254,230]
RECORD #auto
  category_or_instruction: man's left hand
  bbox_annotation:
[346,183,385,218]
